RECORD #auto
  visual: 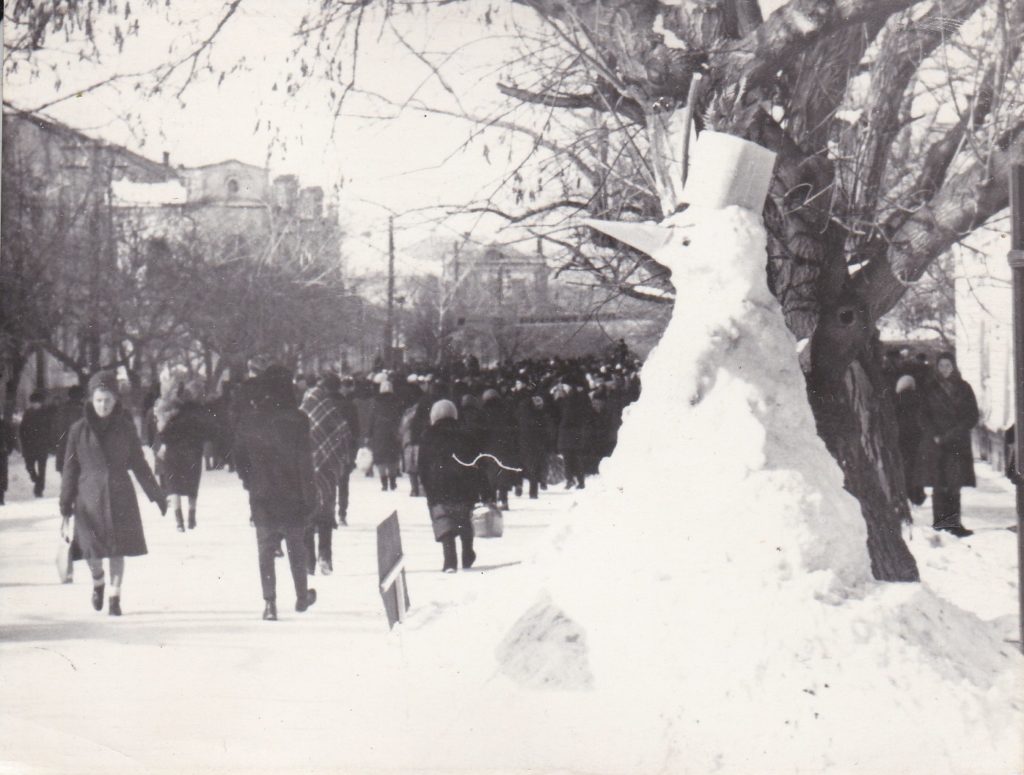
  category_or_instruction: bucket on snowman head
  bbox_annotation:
[680,131,777,213]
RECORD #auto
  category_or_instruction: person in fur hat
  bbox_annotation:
[418,399,481,572]
[60,371,167,616]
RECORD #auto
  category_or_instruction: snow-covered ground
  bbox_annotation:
[0,450,1019,774]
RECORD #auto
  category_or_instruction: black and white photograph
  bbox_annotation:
[2,1,1023,772]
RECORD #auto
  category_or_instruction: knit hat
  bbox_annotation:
[482,388,500,403]
[88,370,119,396]
[895,375,916,393]
[430,399,458,425]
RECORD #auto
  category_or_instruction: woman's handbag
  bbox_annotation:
[355,446,373,475]
[56,517,74,584]
[472,503,504,538]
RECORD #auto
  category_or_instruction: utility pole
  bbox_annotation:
[385,215,395,369]
[1008,164,1024,654]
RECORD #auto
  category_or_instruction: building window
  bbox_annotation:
[226,178,240,197]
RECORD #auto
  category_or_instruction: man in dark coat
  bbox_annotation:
[915,353,979,537]
[233,365,318,621]
[60,371,167,615]
[516,391,553,499]
[334,376,360,524]
[419,399,481,572]
[20,390,53,497]
[52,385,85,475]
[299,373,353,575]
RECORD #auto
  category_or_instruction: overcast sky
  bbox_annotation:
[4,0,791,275]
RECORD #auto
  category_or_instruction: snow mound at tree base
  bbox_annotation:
[484,207,1023,772]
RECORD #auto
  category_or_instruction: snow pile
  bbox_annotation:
[470,206,1022,773]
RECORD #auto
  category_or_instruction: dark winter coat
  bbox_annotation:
[233,403,316,528]
[334,394,361,448]
[419,417,482,539]
[556,390,592,453]
[60,404,164,559]
[367,393,403,465]
[19,405,53,458]
[915,374,979,490]
[157,401,215,498]
[515,397,554,466]
[481,398,519,468]
[894,386,922,492]
[588,401,618,460]
[52,399,84,473]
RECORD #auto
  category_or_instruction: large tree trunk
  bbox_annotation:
[808,339,918,581]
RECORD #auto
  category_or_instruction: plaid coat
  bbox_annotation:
[301,386,354,473]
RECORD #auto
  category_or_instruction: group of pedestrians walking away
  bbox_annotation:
[5,346,642,620]
[6,343,1001,620]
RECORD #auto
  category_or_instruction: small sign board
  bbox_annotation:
[377,511,410,629]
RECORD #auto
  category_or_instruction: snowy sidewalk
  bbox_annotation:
[1,453,1020,773]
[0,456,574,773]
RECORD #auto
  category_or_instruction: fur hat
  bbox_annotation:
[88,371,119,396]
[430,399,458,425]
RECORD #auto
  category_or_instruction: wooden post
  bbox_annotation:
[385,216,395,368]
[1008,164,1024,654]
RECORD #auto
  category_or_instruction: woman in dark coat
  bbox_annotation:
[419,399,481,573]
[233,365,318,621]
[367,381,403,491]
[915,353,979,537]
[154,380,217,532]
[515,392,552,499]
[60,371,167,616]
[480,389,519,510]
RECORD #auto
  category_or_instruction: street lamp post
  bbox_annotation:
[1009,163,1024,654]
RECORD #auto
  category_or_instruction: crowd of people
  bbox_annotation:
[0,346,643,620]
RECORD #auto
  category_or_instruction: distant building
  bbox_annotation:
[1,105,342,407]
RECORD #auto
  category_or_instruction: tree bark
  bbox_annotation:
[808,334,918,581]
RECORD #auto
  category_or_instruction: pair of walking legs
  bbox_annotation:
[25,454,47,496]
[256,526,314,619]
[305,522,333,575]
[441,523,475,572]
[87,556,125,615]
[562,451,586,489]
[169,494,197,531]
